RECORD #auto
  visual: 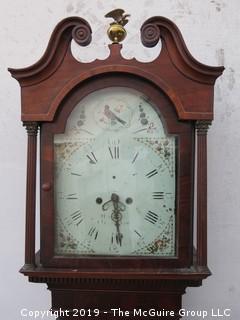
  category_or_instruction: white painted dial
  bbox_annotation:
[54,87,177,256]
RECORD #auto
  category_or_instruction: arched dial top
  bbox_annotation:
[54,87,177,256]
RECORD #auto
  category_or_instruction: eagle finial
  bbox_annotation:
[105,9,130,26]
[105,9,130,43]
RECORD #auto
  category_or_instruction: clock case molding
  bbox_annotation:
[9,16,224,319]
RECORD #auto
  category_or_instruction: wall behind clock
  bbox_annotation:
[0,0,239,318]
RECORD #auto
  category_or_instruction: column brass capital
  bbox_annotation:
[195,120,212,135]
[23,122,39,136]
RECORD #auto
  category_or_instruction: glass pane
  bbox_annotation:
[54,87,177,256]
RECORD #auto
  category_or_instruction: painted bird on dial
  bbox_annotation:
[104,105,126,125]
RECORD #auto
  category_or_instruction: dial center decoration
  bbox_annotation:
[54,87,177,256]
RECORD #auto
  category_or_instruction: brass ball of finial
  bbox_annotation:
[107,23,127,43]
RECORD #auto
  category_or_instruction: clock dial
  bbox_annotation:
[54,87,177,256]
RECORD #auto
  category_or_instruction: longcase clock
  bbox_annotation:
[9,11,224,320]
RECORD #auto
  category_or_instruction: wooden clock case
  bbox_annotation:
[9,16,224,320]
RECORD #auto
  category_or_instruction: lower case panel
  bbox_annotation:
[22,262,210,320]
[48,279,199,320]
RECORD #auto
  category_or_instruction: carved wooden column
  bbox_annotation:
[23,122,39,267]
[196,120,211,266]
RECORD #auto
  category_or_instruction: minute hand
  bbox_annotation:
[111,193,125,246]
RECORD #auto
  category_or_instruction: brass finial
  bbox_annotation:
[105,9,130,43]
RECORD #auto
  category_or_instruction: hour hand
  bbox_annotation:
[111,193,126,211]
[102,194,126,211]
[102,194,118,211]
[102,199,112,211]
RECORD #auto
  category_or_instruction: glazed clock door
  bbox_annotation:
[54,87,176,257]
[40,76,194,268]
